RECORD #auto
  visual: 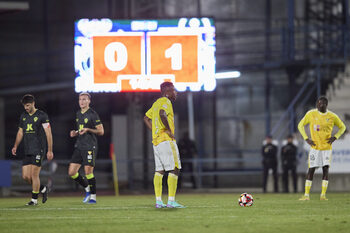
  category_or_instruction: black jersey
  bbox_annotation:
[75,108,102,150]
[262,143,278,163]
[281,143,297,164]
[18,110,49,155]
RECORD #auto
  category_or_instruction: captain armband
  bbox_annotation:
[42,123,51,129]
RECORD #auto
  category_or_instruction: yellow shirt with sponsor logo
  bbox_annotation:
[298,109,346,150]
[145,97,175,146]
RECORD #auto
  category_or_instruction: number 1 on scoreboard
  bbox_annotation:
[165,43,182,70]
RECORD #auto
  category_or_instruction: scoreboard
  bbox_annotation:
[74,18,216,92]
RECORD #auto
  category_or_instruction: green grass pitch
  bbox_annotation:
[1,193,350,233]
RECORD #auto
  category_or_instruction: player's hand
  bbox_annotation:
[306,139,316,147]
[70,130,78,137]
[79,128,88,135]
[47,151,54,161]
[11,147,17,156]
[327,136,337,145]
[165,129,175,140]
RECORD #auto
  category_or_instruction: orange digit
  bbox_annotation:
[150,35,198,83]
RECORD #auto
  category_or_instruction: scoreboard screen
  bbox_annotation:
[74,18,216,92]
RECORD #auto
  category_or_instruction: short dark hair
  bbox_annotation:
[317,96,328,104]
[287,134,293,139]
[160,82,174,94]
[21,94,35,104]
[79,92,91,100]
[266,135,272,139]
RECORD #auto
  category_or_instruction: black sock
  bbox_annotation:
[32,192,39,200]
[87,177,96,194]
[72,173,89,188]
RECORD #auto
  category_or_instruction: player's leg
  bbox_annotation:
[320,165,329,200]
[84,165,96,204]
[83,148,97,204]
[299,167,315,200]
[27,165,41,205]
[22,164,32,184]
[166,141,184,208]
[69,148,91,202]
[153,145,166,208]
[300,149,319,200]
[68,163,90,202]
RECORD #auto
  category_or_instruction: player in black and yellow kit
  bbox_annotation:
[12,94,53,206]
[68,93,104,204]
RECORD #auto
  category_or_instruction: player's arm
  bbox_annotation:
[297,113,315,147]
[144,116,152,131]
[12,128,23,156]
[159,109,175,139]
[80,124,104,136]
[328,114,347,144]
[42,123,54,161]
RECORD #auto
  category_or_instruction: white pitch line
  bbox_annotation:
[0,215,237,221]
[0,205,220,211]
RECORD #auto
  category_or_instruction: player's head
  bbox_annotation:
[79,92,91,109]
[21,94,36,114]
[265,135,272,144]
[316,96,328,113]
[287,134,293,143]
[160,82,177,102]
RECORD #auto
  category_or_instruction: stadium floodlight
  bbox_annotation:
[215,71,241,79]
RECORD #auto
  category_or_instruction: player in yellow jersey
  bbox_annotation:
[144,82,185,208]
[298,96,346,201]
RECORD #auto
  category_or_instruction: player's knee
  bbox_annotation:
[22,175,31,182]
[68,170,77,177]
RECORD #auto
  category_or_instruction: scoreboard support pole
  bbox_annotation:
[187,92,195,140]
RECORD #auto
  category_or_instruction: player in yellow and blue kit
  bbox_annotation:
[144,82,184,208]
[298,96,346,201]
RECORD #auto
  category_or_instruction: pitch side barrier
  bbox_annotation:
[8,154,265,191]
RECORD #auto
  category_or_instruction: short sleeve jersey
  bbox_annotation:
[75,108,102,150]
[145,97,175,146]
[298,109,346,150]
[18,110,49,155]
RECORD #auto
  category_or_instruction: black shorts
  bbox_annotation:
[70,148,97,167]
[23,152,45,167]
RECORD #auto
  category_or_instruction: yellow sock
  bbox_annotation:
[153,172,163,201]
[305,180,312,196]
[168,173,178,201]
[321,180,328,196]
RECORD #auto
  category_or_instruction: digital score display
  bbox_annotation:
[74,18,216,92]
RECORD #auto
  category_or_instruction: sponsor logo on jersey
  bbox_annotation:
[26,124,33,131]
[84,118,88,123]
[36,155,41,160]
[313,124,320,131]
[34,117,38,122]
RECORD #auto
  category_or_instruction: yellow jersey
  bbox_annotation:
[298,109,346,150]
[145,97,175,145]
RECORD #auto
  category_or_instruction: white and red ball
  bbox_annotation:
[238,193,254,207]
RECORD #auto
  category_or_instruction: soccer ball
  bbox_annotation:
[238,193,253,207]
